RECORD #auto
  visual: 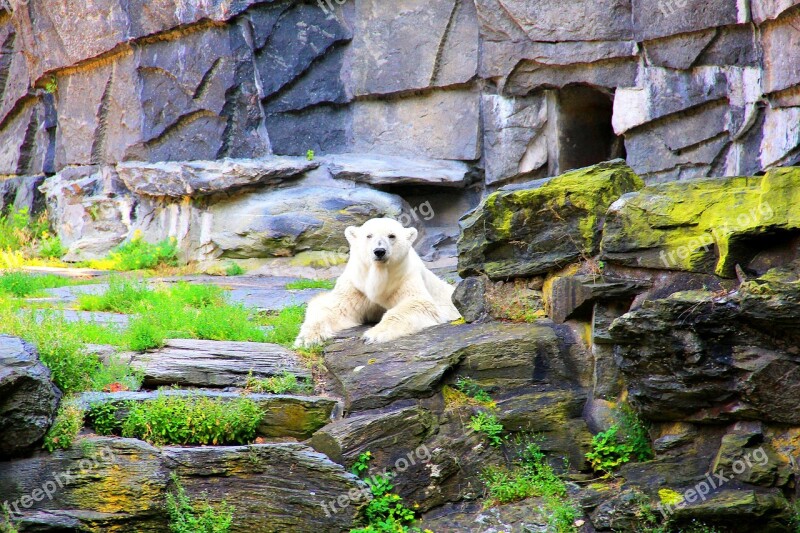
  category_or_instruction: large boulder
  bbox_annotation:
[609,262,800,423]
[209,185,416,258]
[458,160,643,279]
[601,167,800,277]
[0,335,61,459]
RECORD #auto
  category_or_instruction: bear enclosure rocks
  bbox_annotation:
[457,160,644,279]
[0,335,61,459]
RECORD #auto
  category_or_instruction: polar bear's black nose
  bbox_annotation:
[374,248,386,259]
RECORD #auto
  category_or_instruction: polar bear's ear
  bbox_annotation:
[345,226,359,244]
[406,227,418,243]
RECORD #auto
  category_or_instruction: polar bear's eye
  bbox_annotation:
[388,234,396,239]
[366,234,373,239]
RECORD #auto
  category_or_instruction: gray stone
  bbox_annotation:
[631,0,740,41]
[0,174,45,214]
[350,0,477,96]
[547,274,649,324]
[310,406,435,465]
[481,94,548,185]
[452,275,489,323]
[324,321,582,412]
[475,0,633,42]
[325,153,470,187]
[117,157,318,197]
[643,29,718,70]
[0,336,61,459]
[39,166,133,261]
[696,26,760,67]
[0,437,364,532]
[505,57,638,94]
[351,88,481,161]
[761,13,800,94]
[612,67,730,135]
[266,104,352,156]
[130,339,311,388]
[208,185,413,258]
[751,0,800,23]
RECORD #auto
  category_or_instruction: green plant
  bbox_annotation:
[224,263,244,276]
[285,278,335,290]
[258,304,306,347]
[0,272,84,298]
[121,395,263,446]
[43,76,58,94]
[455,377,493,404]
[306,149,315,161]
[0,504,18,533]
[244,371,310,394]
[166,474,233,533]
[468,411,505,447]
[38,234,65,259]
[87,402,122,435]
[481,439,580,532]
[350,451,426,533]
[586,405,652,475]
[89,231,179,271]
[351,451,373,477]
[43,399,84,452]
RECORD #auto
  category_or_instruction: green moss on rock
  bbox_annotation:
[458,160,643,279]
[601,167,800,277]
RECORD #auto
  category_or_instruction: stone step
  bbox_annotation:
[78,390,339,440]
[130,338,311,388]
[0,437,363,532]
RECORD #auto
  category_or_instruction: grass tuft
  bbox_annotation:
[285,278,335,290]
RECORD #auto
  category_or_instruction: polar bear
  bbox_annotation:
[294,218,462,346]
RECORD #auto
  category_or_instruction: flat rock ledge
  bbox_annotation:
[130,339,311,388]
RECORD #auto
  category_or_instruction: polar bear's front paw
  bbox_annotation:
[362,327,400,344]
[293,329,327,349]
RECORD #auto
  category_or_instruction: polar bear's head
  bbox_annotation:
[345,218,418,265]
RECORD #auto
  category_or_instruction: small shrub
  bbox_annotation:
[87,402,122,436]
[285,278,335,290]
[481,439,580,532]
[167,474,233,533]
[91,231,179,271]
[43,399,84,452]
[306,149,315,161]
[244,371,311,395]
[468,411,505,447]
[0,505,18,533]
[455,377,494,405]
[349,451,428,533]
[38,234,64,259]
[121,395,263,446]
[225,263,244,276]
[586,405,652,475]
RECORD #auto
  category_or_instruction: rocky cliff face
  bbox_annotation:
[2,0,800,264]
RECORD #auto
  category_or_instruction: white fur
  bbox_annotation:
[293,218,462,347]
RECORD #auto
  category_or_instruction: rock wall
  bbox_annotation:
[3,0,800,179]
[2,0,800,262]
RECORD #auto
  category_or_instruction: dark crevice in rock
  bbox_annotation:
[142,108,216,147]
[14,106,37,175]
[216,84,241,159]
[192,57,222,101]
[89,73,113,165]
[429,0,459,86]
[0,30,15,105]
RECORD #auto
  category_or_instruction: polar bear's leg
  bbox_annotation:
[362,297,443,344]
[294,287,379,348]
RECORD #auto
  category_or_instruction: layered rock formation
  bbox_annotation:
[2,0,800,265]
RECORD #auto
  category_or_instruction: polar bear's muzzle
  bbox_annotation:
[372,237,390,262]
